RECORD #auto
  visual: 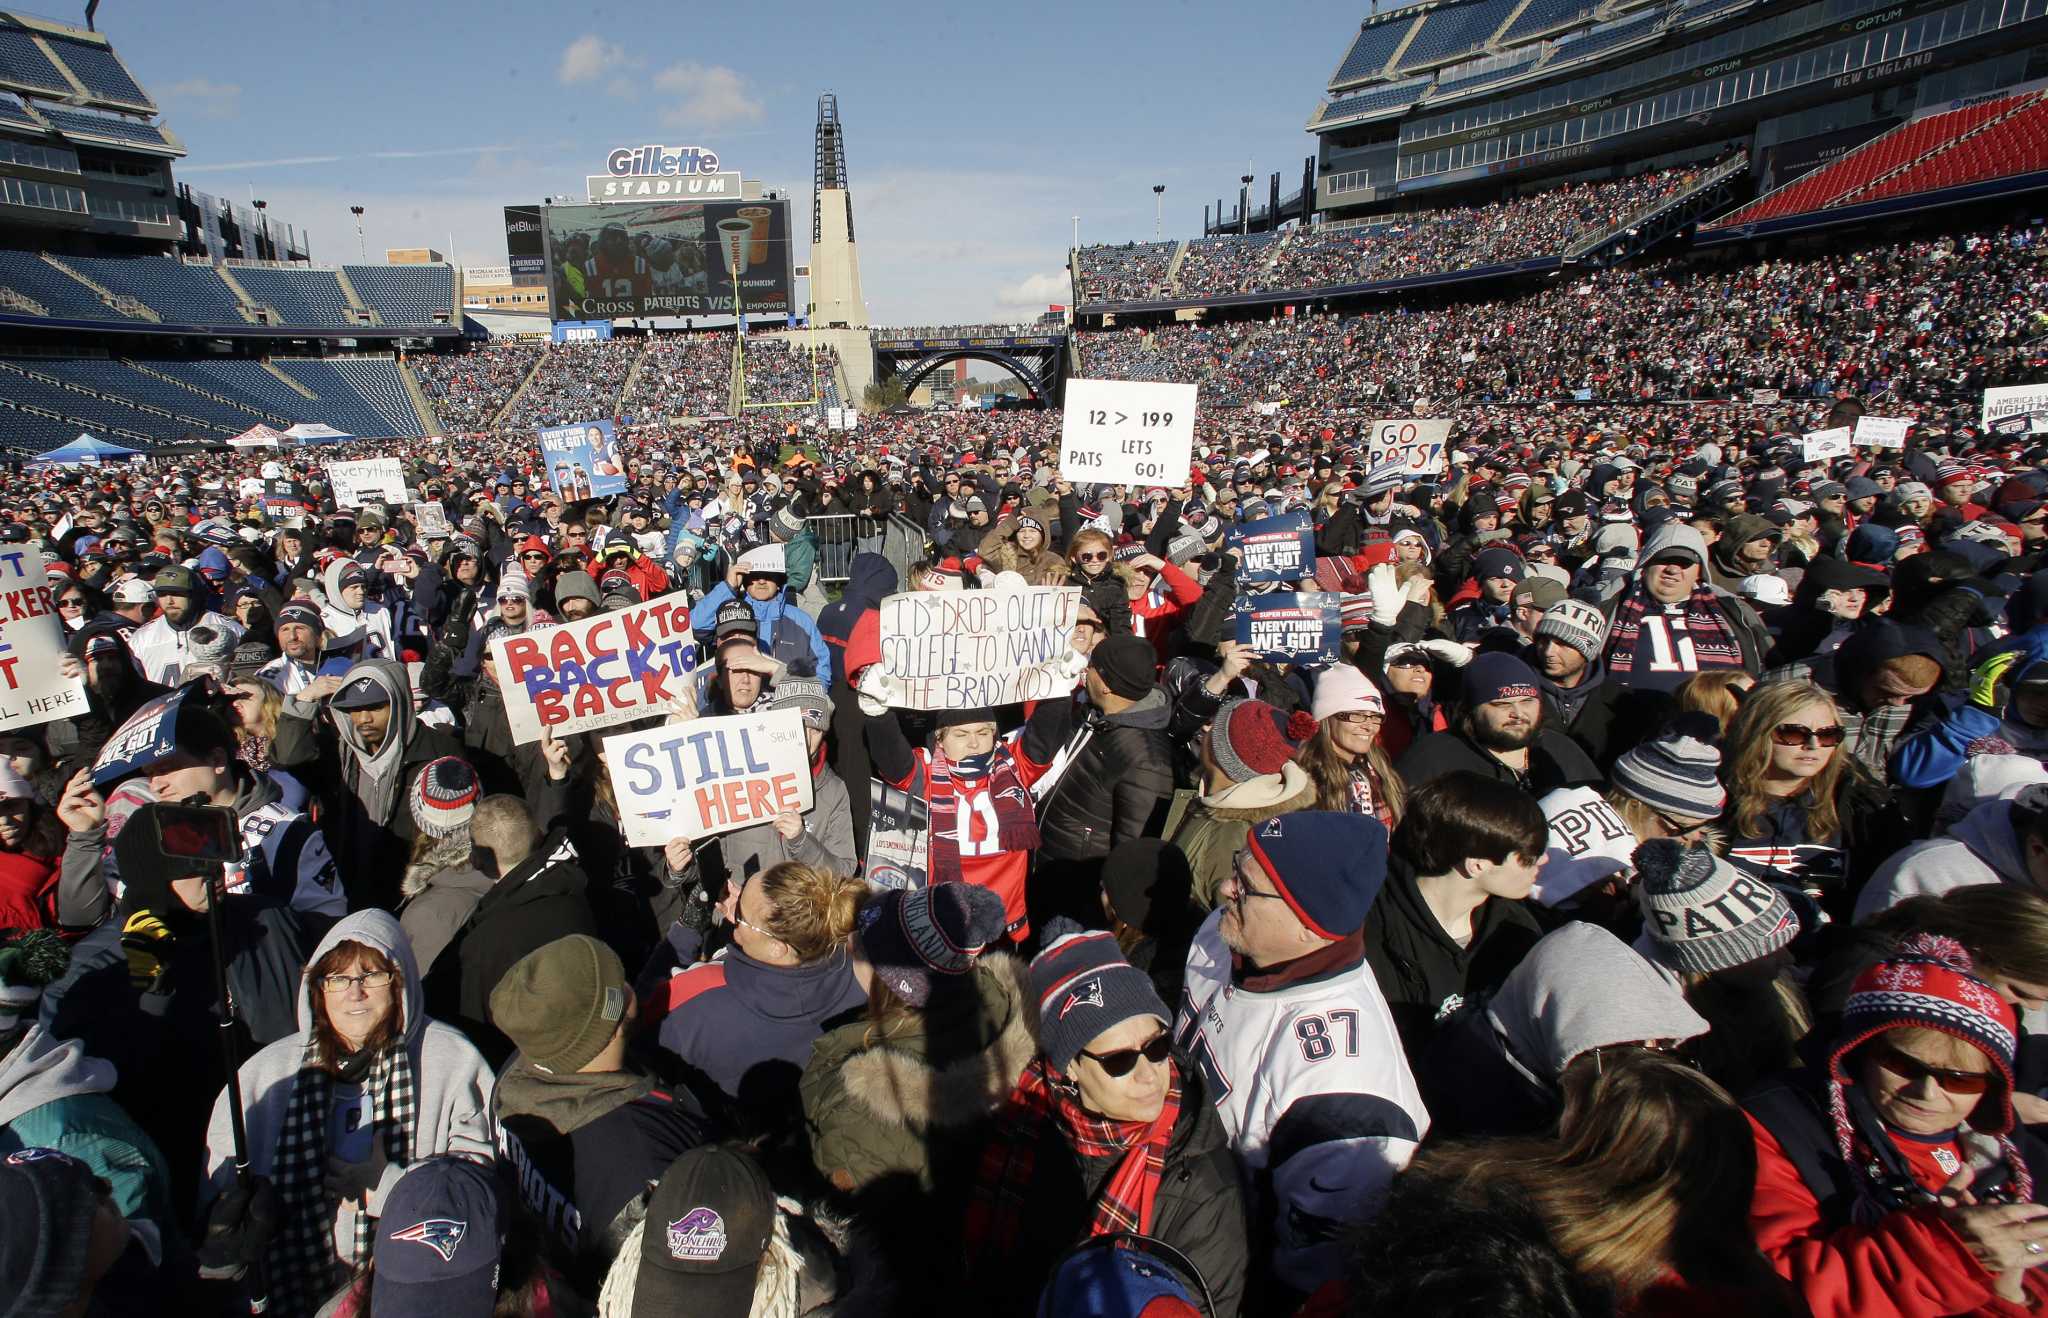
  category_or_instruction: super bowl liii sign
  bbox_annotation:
[588,143,742,202]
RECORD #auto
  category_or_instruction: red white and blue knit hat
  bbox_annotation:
[409,756,480,838]
[1029,928,1168,1074]
[1245,811,1390,940]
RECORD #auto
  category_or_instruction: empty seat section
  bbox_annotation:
[1502,0,1597,43]
[343,265,455,326]
[1396,0,1518,73]
[329,358,426,435]
[0,404,92,452]
[271,359,422,437]
[1857,97,2048,203]
[0,27,70,95]
[232,267,355,327]
[31,359,268,430]
[58,255,249,323]
[0,250,138,320]
[1332,18,1415,85]
[0,364,204,440]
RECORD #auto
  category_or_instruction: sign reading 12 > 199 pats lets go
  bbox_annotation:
[1060,379,1196,487]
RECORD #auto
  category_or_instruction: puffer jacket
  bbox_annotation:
[1168,762,1317,908]
[1037,689,1175,864]
[976,519,1068,586]
[1068,563,1133,635]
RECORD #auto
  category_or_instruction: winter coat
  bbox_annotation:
[1363,864,1545,1061]
[1892,680,2048,791]
[655,944,866,1124]
[202,911,496,1272]
[0,840,59,932]
[687,582,833,684]
[701,762,858,899]
[1853,795,2027,921]
[397,864,493,978]
[1129,562,1205,667]
[1068,563,1134,636]
[1037,688,1176,864]
[976,518,1068,586]
[1169,763,1317,908]
[0,1024,173,1230]
[1395,726,1601,797]
[1763,621,1950,776]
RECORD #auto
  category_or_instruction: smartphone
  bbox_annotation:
[140,802,241,864]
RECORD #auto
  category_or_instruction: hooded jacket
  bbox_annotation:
[976,517,1068,586]
[1037,687,1176,865]
[1169,761,1318,908]
[1852,796,2031,922]
[1892,670,2048,791]
[1395,723,1602,799]
[1363,860,1546,1060]
[1708,515,1782,592]
[202,910,495,1264]
[318,557,398,661]
[1596,520,1770,681]
[656,942,867,1120]
[1763,621,1948,775]
[0,1024,172,1228]
[688,581,833,685]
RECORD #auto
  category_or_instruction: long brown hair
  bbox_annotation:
[1672,669,1753,738]
[1723,680,1849,843]
[306,939,402,1071]
[1865,887,2048,988]
[1296,721,1407,825]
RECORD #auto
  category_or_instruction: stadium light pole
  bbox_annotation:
[350,205,365,261]
[1153,185,1164,239]
[1239,174,1253,237]
[1071,215,1078,252]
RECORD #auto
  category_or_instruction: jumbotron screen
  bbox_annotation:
[542,198,794,321]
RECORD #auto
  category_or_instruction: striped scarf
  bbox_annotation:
[269,1041,415,1318]
[963,1056,1182,1264]
[1605,585,1743,687]
[926,747,1038,887]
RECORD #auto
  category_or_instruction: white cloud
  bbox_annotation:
[653,62,764,129]
[994,270,1072,312]
[558,34,629,85]
[159,76,241,120]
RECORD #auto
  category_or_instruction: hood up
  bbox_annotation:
[1486,922,1708,1085]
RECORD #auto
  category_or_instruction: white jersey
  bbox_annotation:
[321,600,398,661]
[127,612,242,685]
[1174,909,1428,1294]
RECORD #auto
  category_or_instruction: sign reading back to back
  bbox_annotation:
[1060,379,1196,487]
[491,590,703,743]
[875,586,1082,710]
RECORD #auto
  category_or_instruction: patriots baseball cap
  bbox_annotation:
[330,675,391,710]
[634,1146,776,1318]
[370,1156,505,1318]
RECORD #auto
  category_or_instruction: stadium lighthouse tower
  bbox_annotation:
[807,93,875,397]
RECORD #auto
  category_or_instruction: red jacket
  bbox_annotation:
[1129,561,1203,667]
[0,848,59,932]
[1749,1113,2043,1318]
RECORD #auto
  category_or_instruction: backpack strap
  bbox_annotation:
[1743,1073,1864,1228]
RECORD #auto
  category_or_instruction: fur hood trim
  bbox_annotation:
[1198,761,1316,820]
[837,951,1036,1132]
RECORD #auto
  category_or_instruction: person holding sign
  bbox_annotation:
[696,678,857,900]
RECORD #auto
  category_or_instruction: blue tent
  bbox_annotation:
[32,433,145,465]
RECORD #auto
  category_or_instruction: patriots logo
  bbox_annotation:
[5,1148,73,1166]
[389,1218,467,1262]
[668,1207,728,1261]
[1059,978,1104,1020]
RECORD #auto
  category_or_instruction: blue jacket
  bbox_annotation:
[1893,627,2048,789]
[688,581,832,685]
[655,945,865,1114]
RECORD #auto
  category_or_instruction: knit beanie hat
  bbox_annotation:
[1030,927,1170,1074]
[1610,732,1726,822]
[1244,811,1390,939]
[1311,664,1384,722]
[1535,600,1607,665]
[1210,699,1316,783]
[183,623,238,675]
[497,568,531,602]
[0,1146,101,1318]
[410,756,480,838]
[855,882,1007,1007]
[1632,838,1796,974]
[1090,633,1157,702]
[1462,651,1540,707]
[488,934,627,1074]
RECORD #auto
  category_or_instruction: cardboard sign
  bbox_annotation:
[1227,511,1315,583]
[414,501,451,537]
[603,709,813,847]
[539,420,629,499]
[1990,411,2048,436]
[490,589,704,743]
[1853,416,1910,448]
[1366,419,1451,478]
[1983,384,2048,431]
[0,550,85,732]
[1749,389,1781,406]
[1801,427,1853,462]
[1234,592,1341,664]
[734,544,785,576]
[864,779,931,891]
[326,458,408,508]
[874,586,1082,709]
[1060,378,1197,486]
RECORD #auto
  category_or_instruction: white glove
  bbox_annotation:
[855,665,896,717]
[1420,638,1474,668]
[1366,563,1403,628]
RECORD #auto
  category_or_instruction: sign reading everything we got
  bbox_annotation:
[1060,379,1196,487]
[875,586,1082,710]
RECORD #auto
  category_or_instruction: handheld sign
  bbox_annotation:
[874,586,1082,710]
[1060,379,1196,486]
[604,709,813,847]
[414,501,451,538]
[490,589,703,743]
[1852,417,1910,449]
[538,420,629,499]
[1366,419,1451,478]
[326,458,408,508]
[1983,384,2048,431]
[864,779,931,891]
[1235,592,1341,664]
[1801,428,1852,463]
[1749,389,1781,406]
[1228,511,1315,583]
[0,550,85,732]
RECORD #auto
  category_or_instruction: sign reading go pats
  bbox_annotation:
[490,589,703,743]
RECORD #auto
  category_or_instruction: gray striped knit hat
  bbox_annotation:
[1634,838,1798,974]
[1611,732,1726,822]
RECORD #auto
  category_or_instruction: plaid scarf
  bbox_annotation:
[270,1041,416,1318]
[963,1056,1182,1265]
[926,747,1038,887]
[1605,585,1743,689]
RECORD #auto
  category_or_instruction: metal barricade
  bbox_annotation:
[806,513,884,584]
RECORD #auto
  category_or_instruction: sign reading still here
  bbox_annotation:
[1060,379,1196,486]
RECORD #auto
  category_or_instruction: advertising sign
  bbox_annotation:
[504,205,546,284]
[544,199,794,320]
[1235,592,1341,664]
[1853,416,1911,448]
[603,709,813,848]
[0,549,85,731]
[1059,378,1196,486]
[1366,419,1452,477]
[537,420,628,499]
[1227,511,1315,583]
[326,457,408,508]
[490,590,704,743]
[551,320,614,343]
[586,142,739,201]
[864,780,931,890]
[873,586,1083,710]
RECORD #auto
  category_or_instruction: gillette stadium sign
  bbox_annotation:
[587,144,741,202]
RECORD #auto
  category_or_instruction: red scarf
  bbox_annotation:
[1605,584,1742,686]
[926,746,1038,886]
[963,1056,1182,1261]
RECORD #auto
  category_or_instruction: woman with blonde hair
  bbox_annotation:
[1300,665,1406,827]
[1673,669,1755,739]
[224,677,284,774]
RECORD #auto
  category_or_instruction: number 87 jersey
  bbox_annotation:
[1173,908,1430,1294]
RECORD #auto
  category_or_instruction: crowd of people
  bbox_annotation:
[7,204,2048,1318]
[1076,242,1178,302]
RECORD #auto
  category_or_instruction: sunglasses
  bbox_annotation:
[520,551,548,561]
[1871,1040,1995,1095]
[1077,551,1110,563]
[1079,1031,1172,1078]
[1771,722,1846,748]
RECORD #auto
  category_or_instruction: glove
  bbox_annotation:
[1420,638,1475,669]
[121,911,173,994]
[197,1176,280,1281]
[1366,563,1402,628]
[1473,528,1513,546]
[855,664,896,717]
[1970,648,2024,709]
[325,1141,392,1203]
[678,876,716,934]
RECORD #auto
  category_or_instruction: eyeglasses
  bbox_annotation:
[317,969,395,994]
[1077,551,1110,563]
[1331,710,1382,725]
[1771,723,1846,748]
[1870,1041,1994,1095]
[1652,809,1712,840]
[729,910,782,945]
[1227,856,1288,908]
[1078,1031,1173,1078]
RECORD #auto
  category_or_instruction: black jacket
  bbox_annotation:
[1411,997,1558,1142]
[1363,865,1545,1062]
[1037,688,1175,863]
[1394,726,1600,797]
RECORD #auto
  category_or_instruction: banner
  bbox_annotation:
[864,779,931,891]
[326,457,408,508]
[1990,410,2048,436]
[0,549,86,731]
[1853,416,1910,448]
[1234,592,1341,664]
[490,589,704,743]
[1366,419,1451,477]
[603,709,813,847]
[538,420,628,499]
[504,204,546,284]
[1748,389,1781,405]
[543,198,795,319]
[874,586,1082,709]
[414,501,451,538]
[1227,510,1315,583]
[1059,378,1197,486]
[1801,427,1853,462]
[550,320,613,343]
[1983,384,2048,430]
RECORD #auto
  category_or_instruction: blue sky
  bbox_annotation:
[106,0,1364,323]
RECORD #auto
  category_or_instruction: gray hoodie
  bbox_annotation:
[326,658,418,827]
[0,1024,170,1235]
[0,1024,114,1127]
[1486,923,1710,1087]
[1853,796,2030,922]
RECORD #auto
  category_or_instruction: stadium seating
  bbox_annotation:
[345,264,455,326]
[32,105,175,149]
[56,254,251,324]
[1547,11,1662,66]
[0,403,92,452]
[1841,94,2048,206]
[1076,242,1176,302]
[0,250,144,321]
[1395,0,1519,74]
[271,359,422,437]
[1320,82,1428,122]
[232,267,358,327]
[0,362,212,440]
[1432,57,1537,100]
[0,94,40,130]
[1331,17,1417,85]
[29,359,272,431]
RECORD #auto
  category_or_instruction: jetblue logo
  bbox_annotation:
[607,144,722,177]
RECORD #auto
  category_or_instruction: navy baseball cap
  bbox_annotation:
[370,1155,504,1318]
[329,675,391,710]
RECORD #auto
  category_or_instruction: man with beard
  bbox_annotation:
[125,566,239,685]
[46,626,171,766]
[1395,653,1600,796]
[256,599,326,696]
